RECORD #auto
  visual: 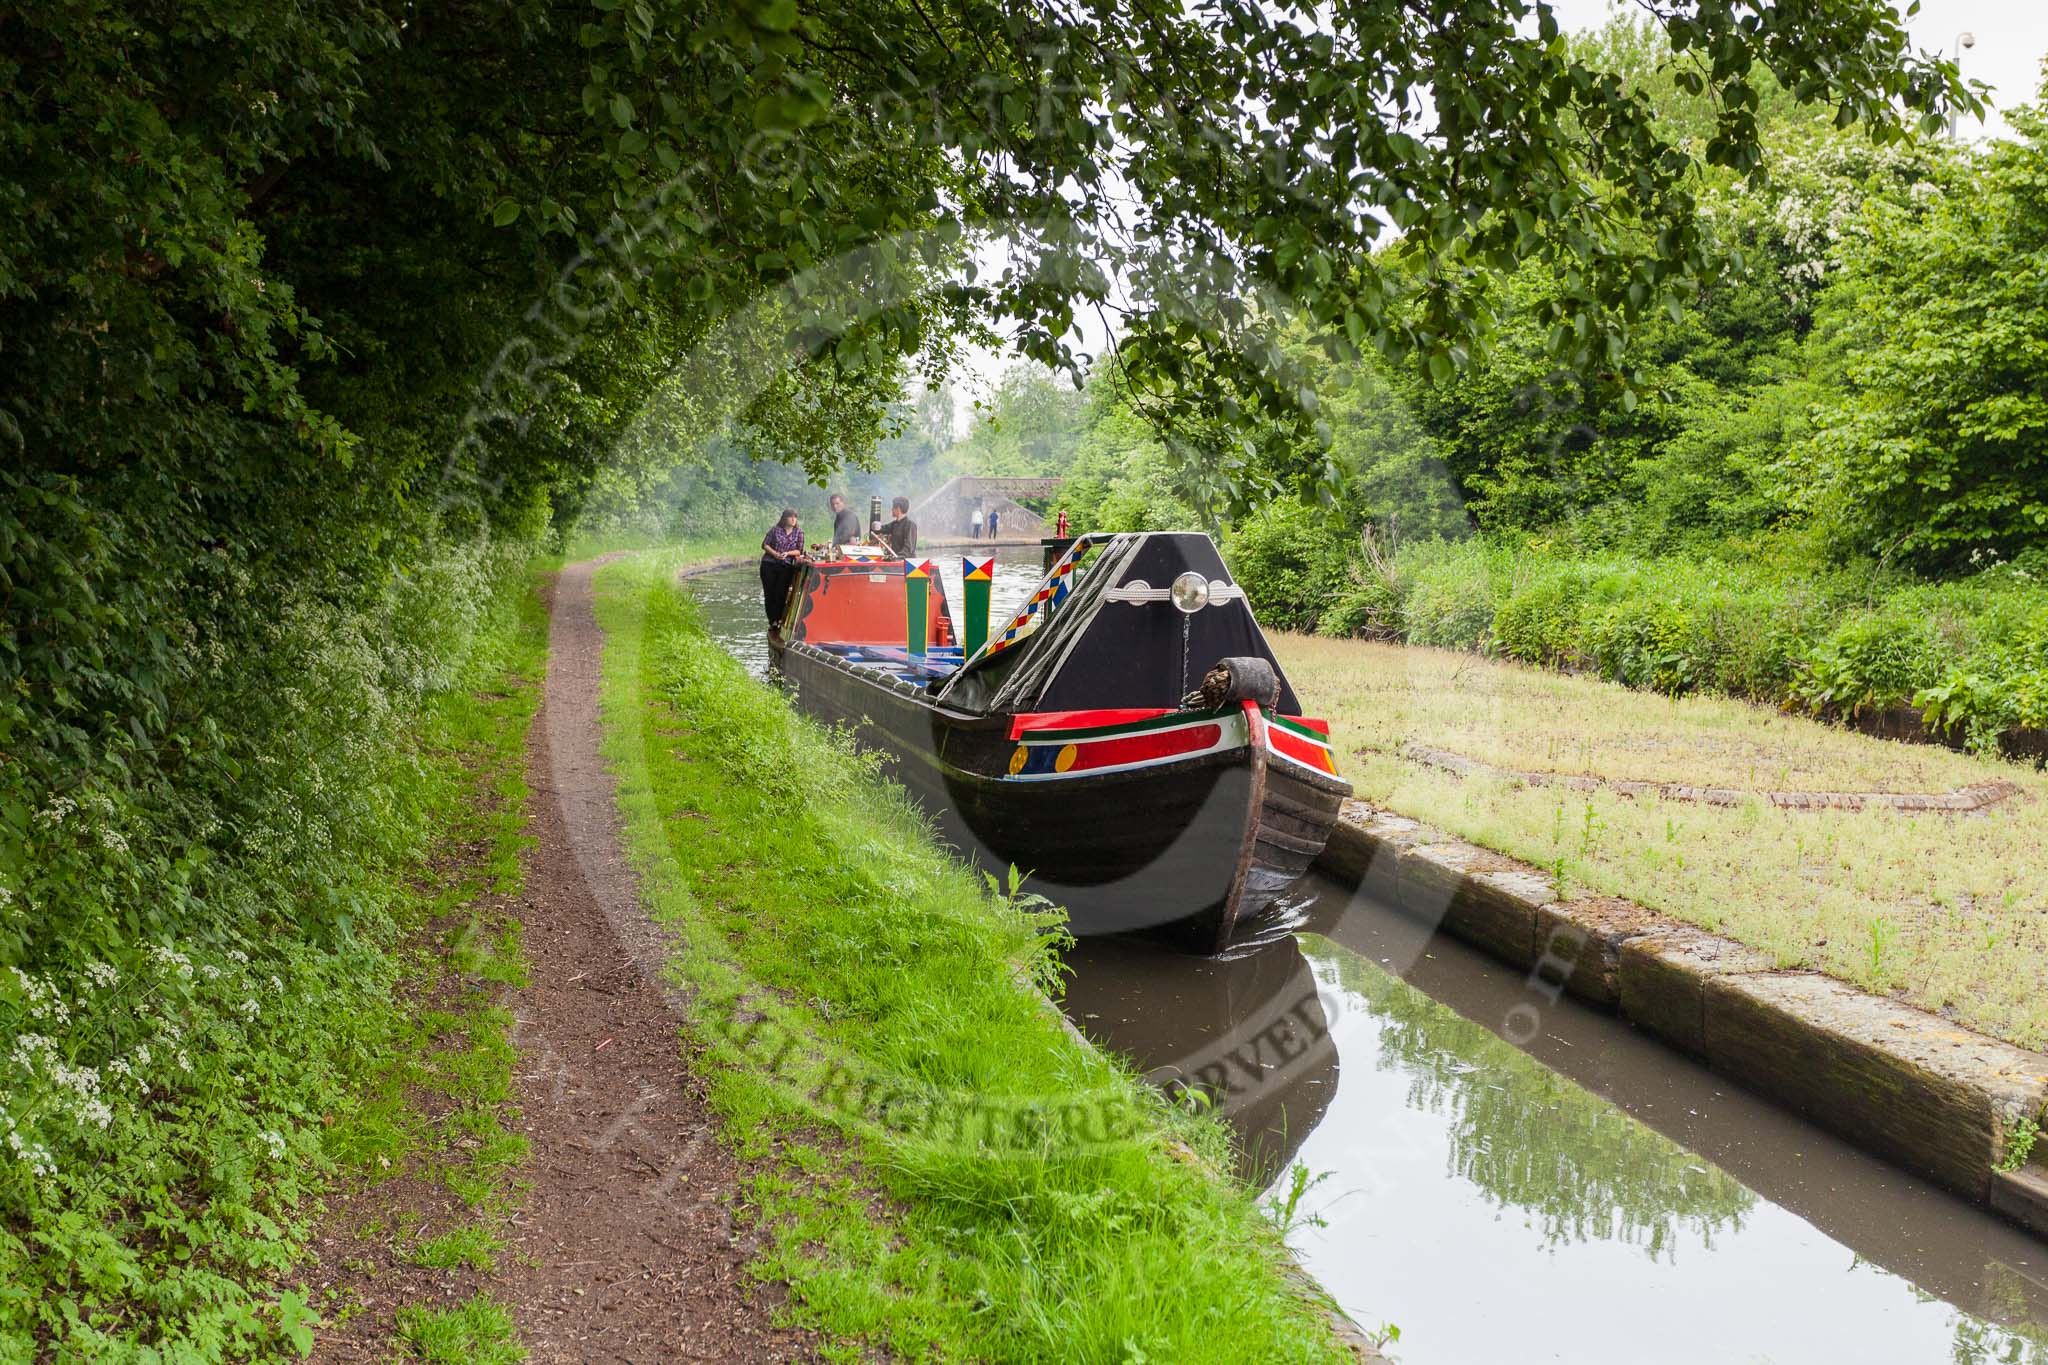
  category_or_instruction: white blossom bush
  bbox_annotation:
[1700,121,1959,316]
[0,527,538,1360]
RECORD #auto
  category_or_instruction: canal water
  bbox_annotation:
[686,554,2048,1365]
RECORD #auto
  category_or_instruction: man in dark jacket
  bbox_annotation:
[877,496,918,555]
[828,492,861,548]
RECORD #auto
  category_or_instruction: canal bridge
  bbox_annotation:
[911,476,1063,541]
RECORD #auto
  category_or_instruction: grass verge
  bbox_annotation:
[1275,634,2048,1048]
[591,555,1354,1364]
[309,573,545,1358]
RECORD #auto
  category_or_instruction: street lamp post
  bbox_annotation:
[1950,31,1976,140]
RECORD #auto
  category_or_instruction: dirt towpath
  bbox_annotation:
[309,561,817,1363]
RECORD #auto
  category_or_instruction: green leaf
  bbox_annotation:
[489,200,520,227]
[276,1289,319,1357]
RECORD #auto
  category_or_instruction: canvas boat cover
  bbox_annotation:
[936,532,1302,715]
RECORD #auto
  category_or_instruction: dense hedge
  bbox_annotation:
[1226,509,2048,754]
[0,533,537,1360]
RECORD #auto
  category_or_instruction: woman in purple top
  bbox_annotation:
[760,507,805,632]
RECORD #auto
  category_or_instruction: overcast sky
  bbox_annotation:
[1547,0,2048,138]
[1898,0,2048,138]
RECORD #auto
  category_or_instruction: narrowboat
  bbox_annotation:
[768,532,1351,953]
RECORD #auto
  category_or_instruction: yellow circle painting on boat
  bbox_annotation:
[1008,745,1028,775]
[1055,743,1078,772]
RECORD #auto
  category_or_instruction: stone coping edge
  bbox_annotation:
[1316,798,2048,1238]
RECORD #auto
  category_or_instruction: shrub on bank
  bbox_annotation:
[1796,606,1953,715]
[1229,530,2048,752]
[0,526,541,1360]
[1485,554,1847,698]
[1397,536,1508,651]
[1221,500,1353,632]
[1319,572,1406,641]
[1905,567,2048,751]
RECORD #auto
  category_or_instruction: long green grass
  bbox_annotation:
[591,555,1354,1364]
[315,569,545,1359]
[1277,633,2048,1048]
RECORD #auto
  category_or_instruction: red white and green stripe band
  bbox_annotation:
[1000,704,1339,781]
[1263,712,1339,776]
[1004,710,1251,781]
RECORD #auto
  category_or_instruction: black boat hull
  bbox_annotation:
[770,637,1348,952]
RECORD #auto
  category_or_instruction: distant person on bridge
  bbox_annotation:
[760,507,806,635]
[878,496,918,556]
[987,509,1000,540]
[828,492,861,549]
[1055,508,1069,538]
[970,506,984,539]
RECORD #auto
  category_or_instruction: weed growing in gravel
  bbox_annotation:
[1867,915,1895,982]
[395,1293,525,1365]
[411,1225,503,1273]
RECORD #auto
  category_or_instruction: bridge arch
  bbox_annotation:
[910,476,1065,541]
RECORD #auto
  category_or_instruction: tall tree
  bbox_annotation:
[1804,92,2048,566]
[0,0,1978,797]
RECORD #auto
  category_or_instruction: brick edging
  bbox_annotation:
[1314,799,2048,1238]
[1396,742,2026,812]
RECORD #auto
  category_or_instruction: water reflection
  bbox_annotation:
[682,563,776,679]
[1055,913,2048,1364]
[1299,934,1756,1257]
[1060,934,1336,1184]
[1277,927,2048,1365]
[1952,1291,2048,1365]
